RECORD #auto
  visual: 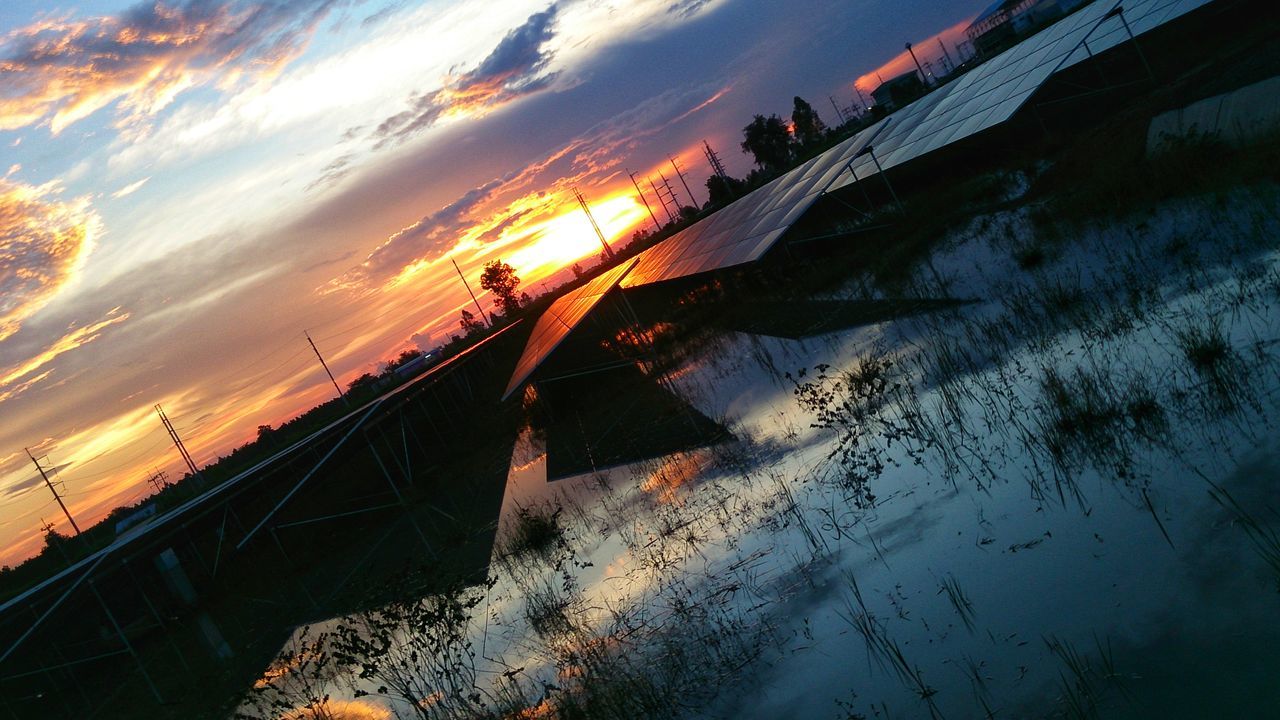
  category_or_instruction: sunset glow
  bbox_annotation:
[0,0,992,566]
[505,194,650,279]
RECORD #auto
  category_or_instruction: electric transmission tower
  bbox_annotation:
[572,187,616,260]
[702,140,735,202]
[649,177,675,224]
[156,404,203,482]
[657,171,683,216]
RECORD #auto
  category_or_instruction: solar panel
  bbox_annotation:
[621,126,884,288]
[502,257,640,400]
[828,0,1214,192]
[621,0,1212,289]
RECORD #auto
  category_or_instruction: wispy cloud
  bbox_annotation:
[373,4,561,146]
[110,177,150,199]
[331,81,734,291]
[0,0,346,135]
[332,177,509,289]
[0,179,99,341]
[0,308,130,394]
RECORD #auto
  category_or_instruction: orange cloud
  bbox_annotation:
[0,0,338,135]
[0,179,99,341]
[0,308,130,392]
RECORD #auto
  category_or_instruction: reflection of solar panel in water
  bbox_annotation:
[828,0,1213,192]
[502,257,639,400]
[621,0,1211,289]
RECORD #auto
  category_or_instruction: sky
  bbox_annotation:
[0,0,990,564]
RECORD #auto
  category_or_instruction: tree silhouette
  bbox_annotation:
[740,114,793,174]
[705,173,745,207]
[42,526,71,557]
[791,96,827,151]
[459,309,484,334]
[347,372,378,393]
[391,349,421,368]
[480,260,523,316]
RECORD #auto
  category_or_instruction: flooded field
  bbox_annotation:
[242,181,1280,719]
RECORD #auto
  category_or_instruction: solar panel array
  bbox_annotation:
[622,0,1212,289]
[828,0,1214,193]
[502,257,640,400]
[621,129,879,287]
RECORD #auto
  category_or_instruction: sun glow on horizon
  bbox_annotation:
[503,193,648,280]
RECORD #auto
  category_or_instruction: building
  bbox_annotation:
[966,0,1093,58]
[871,71,927,112]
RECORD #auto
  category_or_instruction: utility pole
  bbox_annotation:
[702,140,736,203]
[668,154,701,209]
[829,96,847,126]
[26,448,80,535]
[146,468,170,494]
[628,169,662,232]
[156,404,203,481]
[658,171,683,215]
[938,38,956,74]
[450,258,491,328]
[906,42,930,86]
[304,332,348,406]
[649,178,675,224]
[855,86,872,114]
[572,187,616,260]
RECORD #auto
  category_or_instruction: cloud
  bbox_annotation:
[0,472,46,500]
[0,179,99,342]
[373,4,561,146]
[334,177,508,289]
[360,0,412,29]
[111,177,150,199]
[306,154,355,192]
[0,0,345,135]
[0,308,131,394]
[328,81,733,291]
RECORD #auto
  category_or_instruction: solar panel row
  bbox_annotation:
[501,257,640,400]
[828,0,1213,193]
[504,0,1215,397]
[622,0,1212,290]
